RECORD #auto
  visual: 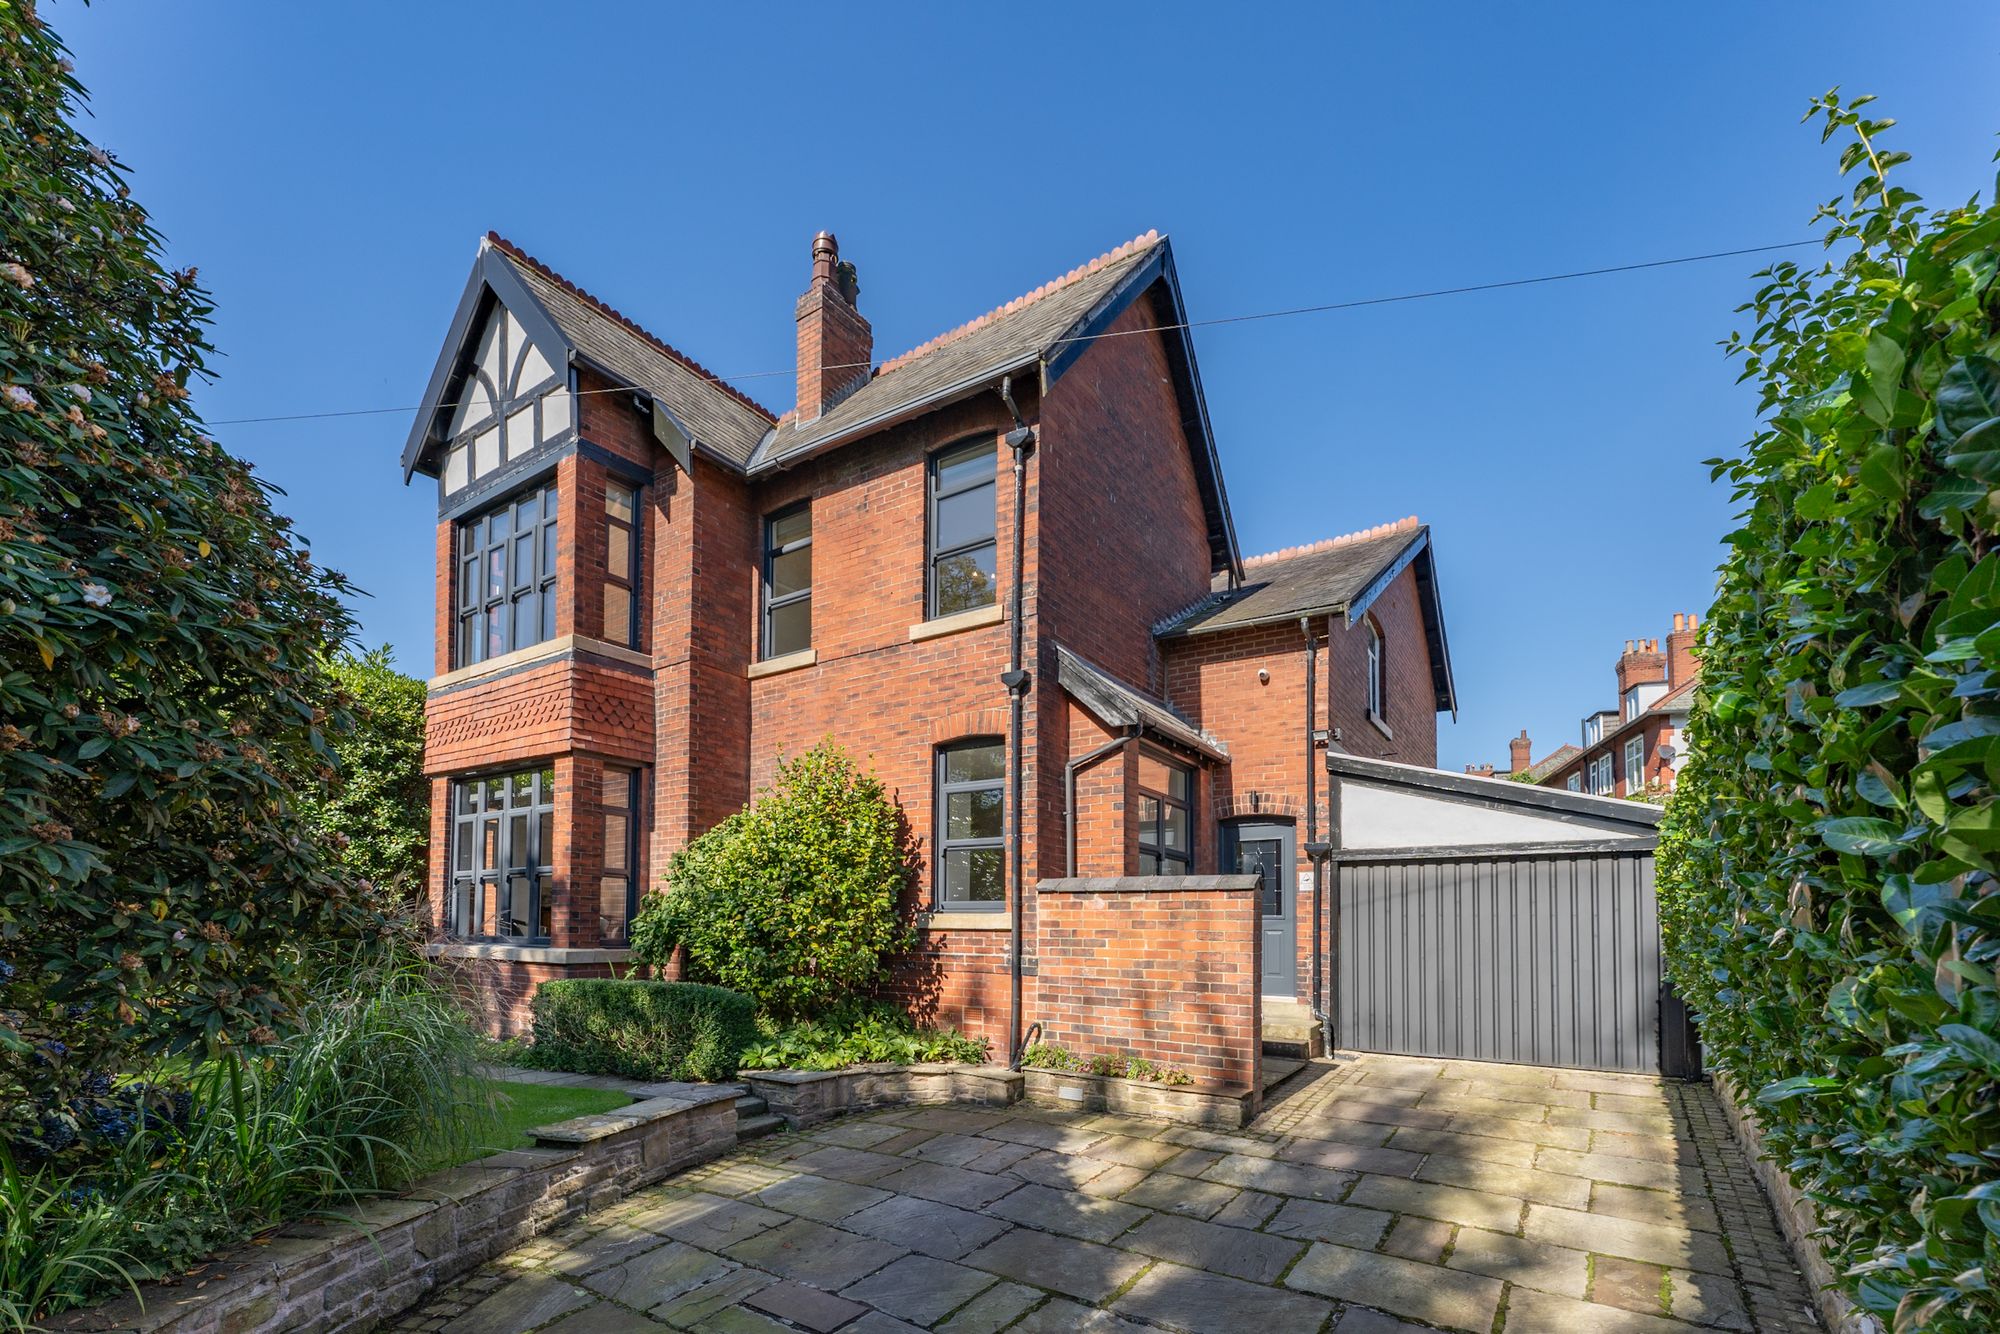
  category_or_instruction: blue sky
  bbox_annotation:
[58,2,1999,773]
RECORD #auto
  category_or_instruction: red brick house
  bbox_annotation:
[1505,613,1699,799]
[399,229,1456,1049]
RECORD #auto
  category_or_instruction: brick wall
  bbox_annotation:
[1033,876,1261,1089]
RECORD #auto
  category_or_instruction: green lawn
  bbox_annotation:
[467,1078,632,1157]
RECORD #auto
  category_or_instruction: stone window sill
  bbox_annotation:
[425,942,634,965]
[430,634,651,691]
[1368,712,1394,741]
[909,603,1004,643]
[919,910,1012,931]
[748,648,816,680]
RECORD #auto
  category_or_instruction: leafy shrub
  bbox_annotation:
[630,742,917,1017]
[528,980,756,1082]
[739,1002,987,1071]
[2,948,494,1328]
[1659,92,2000,1331]
[0,1,394,1146]
[300,647,429,895]
[1018,1043,1192,1086]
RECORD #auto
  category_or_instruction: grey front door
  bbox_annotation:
[1231,822,1296,998]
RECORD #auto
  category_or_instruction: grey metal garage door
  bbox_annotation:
[1333,843,1663,1073]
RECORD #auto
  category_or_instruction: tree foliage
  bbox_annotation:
[629,741,917,1017]
[0,6,390,1143]
[301,648,428,895]
[1661,92,2000,1331]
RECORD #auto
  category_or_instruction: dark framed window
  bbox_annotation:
[598,766,641,945]
[1365,618,1385,723]
[927,438,997,619]
[603,482,641,648]
[935,739,1004,909]
[456,482,558,668]
[762,503,812,658]
[1137,750,1193,875]
[448,768,555,942]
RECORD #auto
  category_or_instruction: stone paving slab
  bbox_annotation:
[388,1052,1822,1334]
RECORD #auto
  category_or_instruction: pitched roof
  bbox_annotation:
[1157,518,1427,637]
[1055,646,1228,762]
[485,235,775,466]
[1519,743,1583,782]
[750,234,1164,473]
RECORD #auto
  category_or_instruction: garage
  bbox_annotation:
[1321,752,1691,1076]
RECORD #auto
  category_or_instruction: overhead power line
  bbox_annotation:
[204,239,1819,428]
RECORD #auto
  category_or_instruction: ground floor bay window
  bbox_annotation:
[448,768,555,941]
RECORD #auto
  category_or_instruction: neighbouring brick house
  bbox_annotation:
[1504,613,1700,800]
[399,229,1456,1049]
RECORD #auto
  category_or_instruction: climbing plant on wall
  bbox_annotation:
[1660,92,1999,1331]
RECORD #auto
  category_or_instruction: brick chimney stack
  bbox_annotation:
[1667,612,1700,688]
[795,231,871,423]
[1509,729,1533,775]
[1616,637,1668,697]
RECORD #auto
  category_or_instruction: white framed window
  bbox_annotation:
[1567,773,1583,792]
[1366,619,1385,725]
[1588,754,1613,795]
[1624,736,1646,794]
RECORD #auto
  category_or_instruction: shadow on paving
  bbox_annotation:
[387,1052,1823,1334]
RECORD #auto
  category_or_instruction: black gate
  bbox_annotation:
[1333,842,1670,1074]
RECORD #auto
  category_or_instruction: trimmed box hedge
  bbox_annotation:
[529,979,756,1082]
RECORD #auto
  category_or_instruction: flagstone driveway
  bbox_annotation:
[390,1053,1822,1333]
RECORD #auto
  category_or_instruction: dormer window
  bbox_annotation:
[440,306,572,498]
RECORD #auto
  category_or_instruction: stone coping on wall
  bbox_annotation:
[1035,874,1262,893]
[743,1062,1024,1129]
[56,1084,738,1334]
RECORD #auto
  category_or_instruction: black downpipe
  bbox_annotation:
[1065,726,1138,877]
[997,376,1035,1069]
[1323,613,1341,1055]
[1301,618,1326,1043]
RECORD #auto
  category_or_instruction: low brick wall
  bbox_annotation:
[1033,875,1262,1099]
[1712,1075,1881,1334]
[1020,1067,1258,1129]
[58,1090,739,1334]
[744,1062,1024,1128]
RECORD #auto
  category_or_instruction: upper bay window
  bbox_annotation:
[448,768,555,942]
[439,306,572,498]
[1138,751,1193,875]
[604,482,640,648]
[928,439,997,619]
[762,503,812,659]
[935,739,1004,909]
[457,482,558,667]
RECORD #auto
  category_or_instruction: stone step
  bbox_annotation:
[734,1094,769,1120]
[1262,1006,1326,1060]
[735,1112,786,1142]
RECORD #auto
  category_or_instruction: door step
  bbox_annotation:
[735,1093,784,1142]
[1262,1002,1325,1060]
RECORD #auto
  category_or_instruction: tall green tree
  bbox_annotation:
[0,3,390,1141]
[303,648,429,896]
[1662,93,1999,1331]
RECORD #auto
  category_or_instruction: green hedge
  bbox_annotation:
[1658,94,1999,1332]
[528,980,756,1082]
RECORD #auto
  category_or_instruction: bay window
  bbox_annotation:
[457,482,558,667]
[448,768,555,941]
